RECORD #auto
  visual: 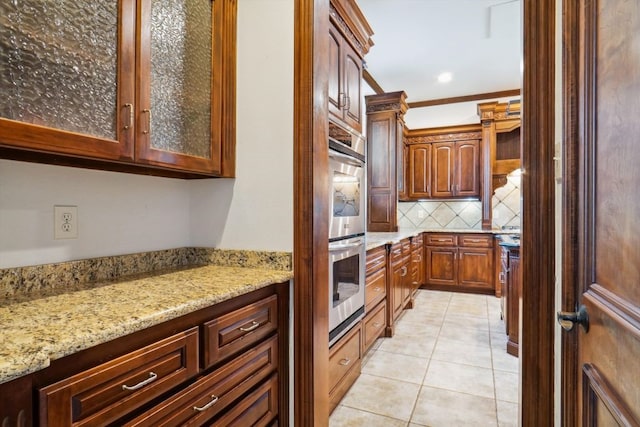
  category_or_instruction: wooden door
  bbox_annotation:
[431,142,454,198]
[562,0,640,424]
[455,140,480,197]
[342,42,362,131]
[408,144,432,199]
[425,247,456,287]
[458,247,493,290]
[327,25,343,121]
[391,261,405,320]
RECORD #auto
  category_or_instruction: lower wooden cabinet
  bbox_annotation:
[329,323,362,413]
[1,283,289,427]
[362,299,386,354]
[424,233,495,294]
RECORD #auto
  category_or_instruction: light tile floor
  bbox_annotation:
[330,290,520,427]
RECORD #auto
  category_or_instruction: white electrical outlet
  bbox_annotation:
[54,205,78,239]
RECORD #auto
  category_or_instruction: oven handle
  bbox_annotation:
[329,239,364,252]
[329,149,364,167]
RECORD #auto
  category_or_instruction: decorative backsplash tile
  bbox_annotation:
[0,248,292,300]
[397,170,521,230]
[398,200,482,229]
[491,170,521,229]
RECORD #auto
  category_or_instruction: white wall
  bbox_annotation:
[189,0,294,252]
[0,160,191,268]
[0,0,294,268]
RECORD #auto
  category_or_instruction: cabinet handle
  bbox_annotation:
[339,358,351,366]
[122,372,157,391]
[123,103,133,130]
[141,109,151,134]
[499,272,505,283]
[373,322,381,327]
[338,92,346,108]
[373,287,381,292]
[193,395,219,412]
[239,321,260,332]
[345,95,351,111]
[401,266,407,276]
[415,255,422,262]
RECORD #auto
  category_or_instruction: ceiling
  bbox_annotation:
[357,0,522,104]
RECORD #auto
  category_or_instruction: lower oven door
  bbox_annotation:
[329,236,365,345]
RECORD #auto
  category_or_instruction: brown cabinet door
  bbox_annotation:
[431,142,454,198]
[506,251,520,356]
[455,140,480,197]
[0,0,135,161]
[458,247,494,290]
[391,260,407,320]
[343,42,362,131]
[425,246,457,287]
[328,26,343,120]
[408,144,432,198]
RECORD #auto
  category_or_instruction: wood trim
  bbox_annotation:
[582,364,640,426]
[521,0,556,425]
[407,89,521,109]
[294,0,330,424]
[363,70,384,95]
[405,123,482,140]
[219,0,238,177]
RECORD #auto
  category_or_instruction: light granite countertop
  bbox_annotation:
[366,228,514,251]
[0,265,293,385]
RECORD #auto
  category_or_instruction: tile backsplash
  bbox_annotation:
[398,170,521,230]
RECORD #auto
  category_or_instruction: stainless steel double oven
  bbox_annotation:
[328,122,366,345]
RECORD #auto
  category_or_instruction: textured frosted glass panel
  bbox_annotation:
[150,0,212,159]
[0,1,118,139]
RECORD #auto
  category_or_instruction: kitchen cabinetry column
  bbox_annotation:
[365,91,408,232]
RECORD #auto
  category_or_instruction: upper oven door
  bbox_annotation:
[329,149,365,240]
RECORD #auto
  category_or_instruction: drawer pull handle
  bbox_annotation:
[373,322,381,327]
[239,321,260,332]
[193,395,219,412]
[373,287,381,292]
[339,358,351,366]
[122,372,157,391]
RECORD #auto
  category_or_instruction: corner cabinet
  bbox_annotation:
[0,0,237,178]
[328,0,373,133]
[0,283,289,426]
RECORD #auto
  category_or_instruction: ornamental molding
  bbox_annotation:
[406,132,482,144]
[330,4,365,57]
[366,102,403,113]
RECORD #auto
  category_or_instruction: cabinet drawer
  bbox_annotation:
[365,267,386,310]
[204,294,278,368]
[125,335,278,426]
[363,301,386,353]
[366,246,387,275]
[329,324,361,393]
[411,234,423,249]
[401,238,412,254]
[39,328,199,427]
[426,234,457,246]
[389,242,403,264]
[210,374,278,427]
[459,234,493,248]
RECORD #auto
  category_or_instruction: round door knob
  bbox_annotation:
[557,304,589,333]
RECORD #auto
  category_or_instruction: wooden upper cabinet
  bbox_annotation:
[408,144,432,198]
[328,0,373,133]
[405,124,482,200]
[454,140,480,197]
[0,0,237,178]
[431,142,455,198]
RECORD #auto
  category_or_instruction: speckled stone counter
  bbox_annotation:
[0,259,292,385]
[366,228,510,251]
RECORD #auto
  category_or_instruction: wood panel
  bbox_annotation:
[431,142,454,198]
[520,0,556,424]
[458,248,494,290]
[455,140,480,197]
[293,0,330,424]
[408,144,431,198]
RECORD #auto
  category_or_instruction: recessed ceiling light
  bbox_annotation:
[437,72,453,83]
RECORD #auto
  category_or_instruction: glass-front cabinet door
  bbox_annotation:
[136,0,220,174]
[0,0,236,177]
[0,0,136,160]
